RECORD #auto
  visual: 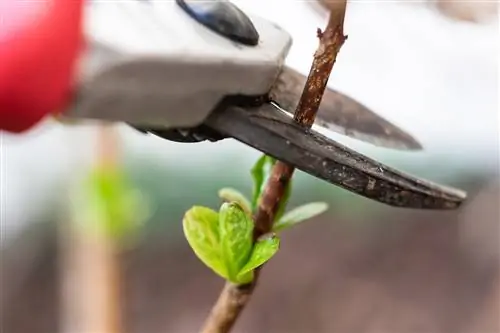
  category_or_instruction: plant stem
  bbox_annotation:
[200,3,348,333]
[60,228,122,333]
[60,125,123,333]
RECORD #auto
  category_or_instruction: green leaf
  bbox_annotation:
[236,235,280,283]
[218,188,252,215]
[250,155,267,210]
[235,270,254,285]
[273,202,328,233]
[250,155,277,211]
[183,206,228,280]
[77,166,148,241]
[218,203,254,282]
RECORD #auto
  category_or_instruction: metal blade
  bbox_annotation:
[269,66,422,151]
[204,103,466,209]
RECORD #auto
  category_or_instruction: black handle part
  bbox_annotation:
[176,0,259,46]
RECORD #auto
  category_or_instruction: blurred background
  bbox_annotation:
[1,1,498,332]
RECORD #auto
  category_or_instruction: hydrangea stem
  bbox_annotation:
[200,2,348,333]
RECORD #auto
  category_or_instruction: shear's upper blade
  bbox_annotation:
[204,103,466,209]
[270,67,422,151]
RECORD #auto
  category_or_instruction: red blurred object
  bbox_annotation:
[0,0,85,133]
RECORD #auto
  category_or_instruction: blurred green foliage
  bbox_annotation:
[70,164,150,244]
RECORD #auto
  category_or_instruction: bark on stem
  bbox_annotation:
[60,125,123,333]
[200,3,347,333]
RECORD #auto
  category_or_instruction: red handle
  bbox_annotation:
[0,0,85,133]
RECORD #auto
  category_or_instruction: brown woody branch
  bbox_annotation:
[60,125,123,333]
[200,3,348,333]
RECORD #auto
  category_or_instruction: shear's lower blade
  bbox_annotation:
[205,103,466,209]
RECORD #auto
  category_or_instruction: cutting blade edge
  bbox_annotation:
[269,66,423,151]
[204,103,466,209]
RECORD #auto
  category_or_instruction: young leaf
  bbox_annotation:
[234,270,254,285]
[250,155,267,210]
[250,155,278,211]
[218,188,252,215]
[218,203,254,282]
[273,202,328,233]
[183,206,228,280]
[237,235,280,281]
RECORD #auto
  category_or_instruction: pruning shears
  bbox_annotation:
[0,0,466,209]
